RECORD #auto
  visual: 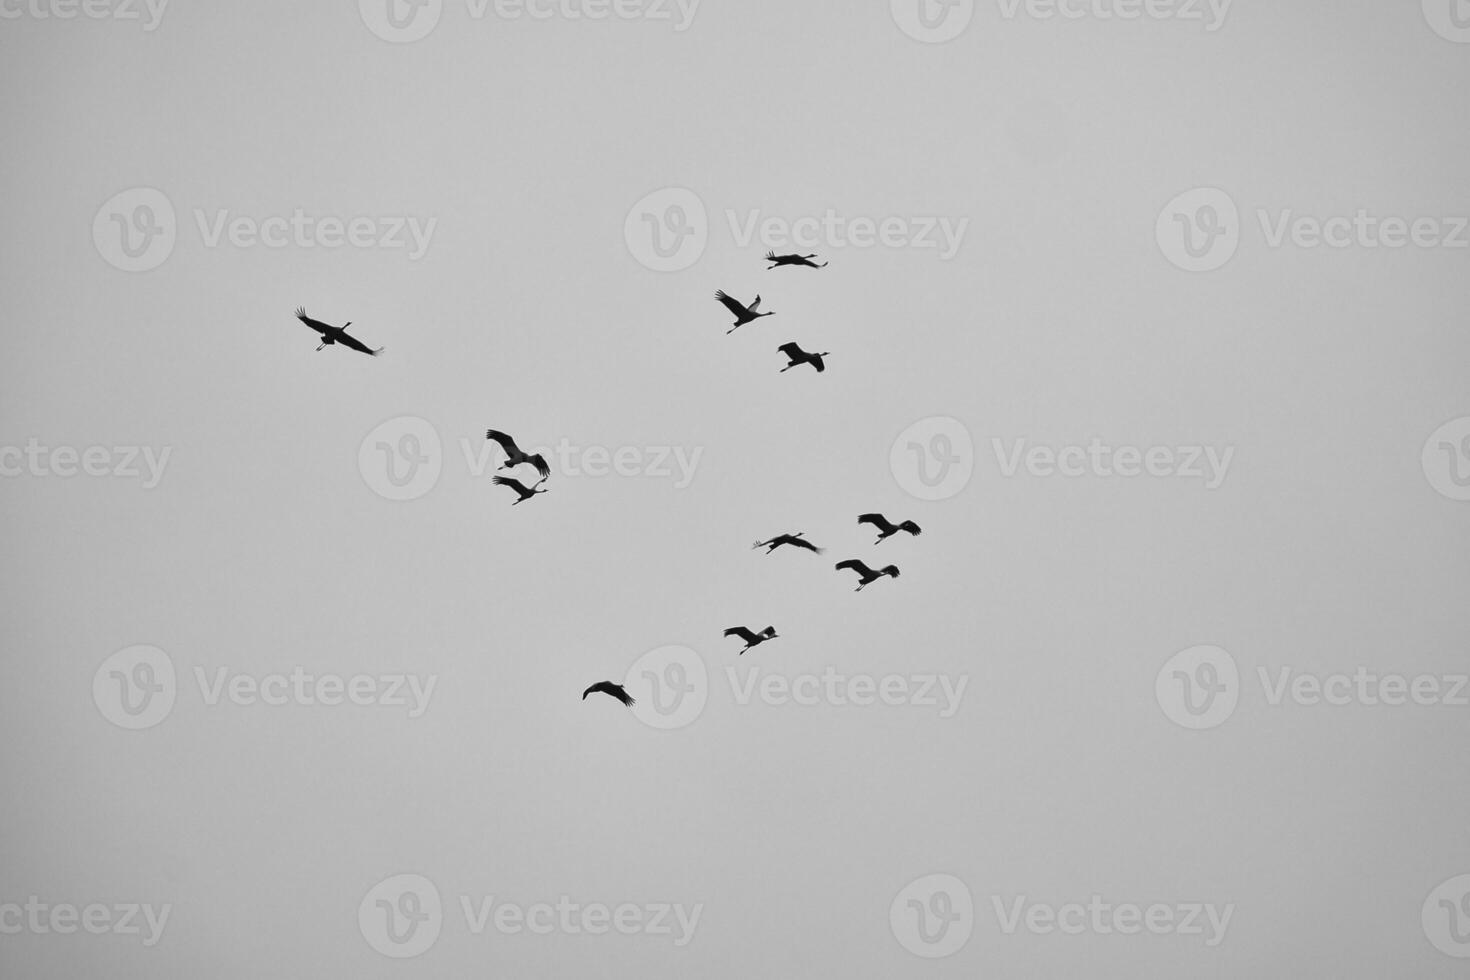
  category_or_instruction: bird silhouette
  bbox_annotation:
[715,290,774,333]
[485,430,551,480]
[766,251,828,269]
[858,513,922,544]
[582,681,634,706]
[752,532,824,555]
[294,308,383,356]
[777,342,830,373]
[724,626,779,654]
[834,560,900,591]
[492,475,548,505]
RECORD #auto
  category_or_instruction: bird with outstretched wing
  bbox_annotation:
[583,681,635,706]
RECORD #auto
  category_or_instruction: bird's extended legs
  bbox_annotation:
[315,342,326,351]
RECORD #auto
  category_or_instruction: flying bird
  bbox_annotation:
[834,560,901,592]
[492,475,548,505]
[858,513,923,544]
[724,626,779,654]
[582,681,635,706]
[777,342,830,374]
[752,532,824,555]
[485,429,551,479]
[293,308,383,356]
[715,290,774,333]
[766,251,828,269]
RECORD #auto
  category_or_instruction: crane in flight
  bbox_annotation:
[752,533,824,555]
[724,626,779,654]
[492,475,548,505]
[834,560,900,592]
[582,681,634,706]
[715,290,775,333]
[777,342,830,374]
[485,429,551,480]
[765,251,828,270]
[293,308,383,356]
[858,513,922,544]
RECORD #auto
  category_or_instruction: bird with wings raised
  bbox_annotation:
[582,681,635,706]
[858,513,922,544]
[777,342,830,374]
[715,290,775,334]
[293,307,383,356]
[724,626,779,654]
[752,532,824,555]
[492,475,548,505]
[834,560,900,592]
[765,251,828,270]
[485,429,551,480]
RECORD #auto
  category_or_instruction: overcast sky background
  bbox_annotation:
[2,0,1469,976]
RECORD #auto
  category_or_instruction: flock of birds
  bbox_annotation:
[292,249,927,713]
[585,251,925,708]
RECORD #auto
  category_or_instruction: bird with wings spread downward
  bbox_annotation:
[582,681,635,706]
[858,513,922,544]
[293,308,383,356]
[834,560,900,592]
[485,429,551,480]
[777,342,830,374]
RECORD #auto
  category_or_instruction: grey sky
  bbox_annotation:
[2,1,1469,976]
